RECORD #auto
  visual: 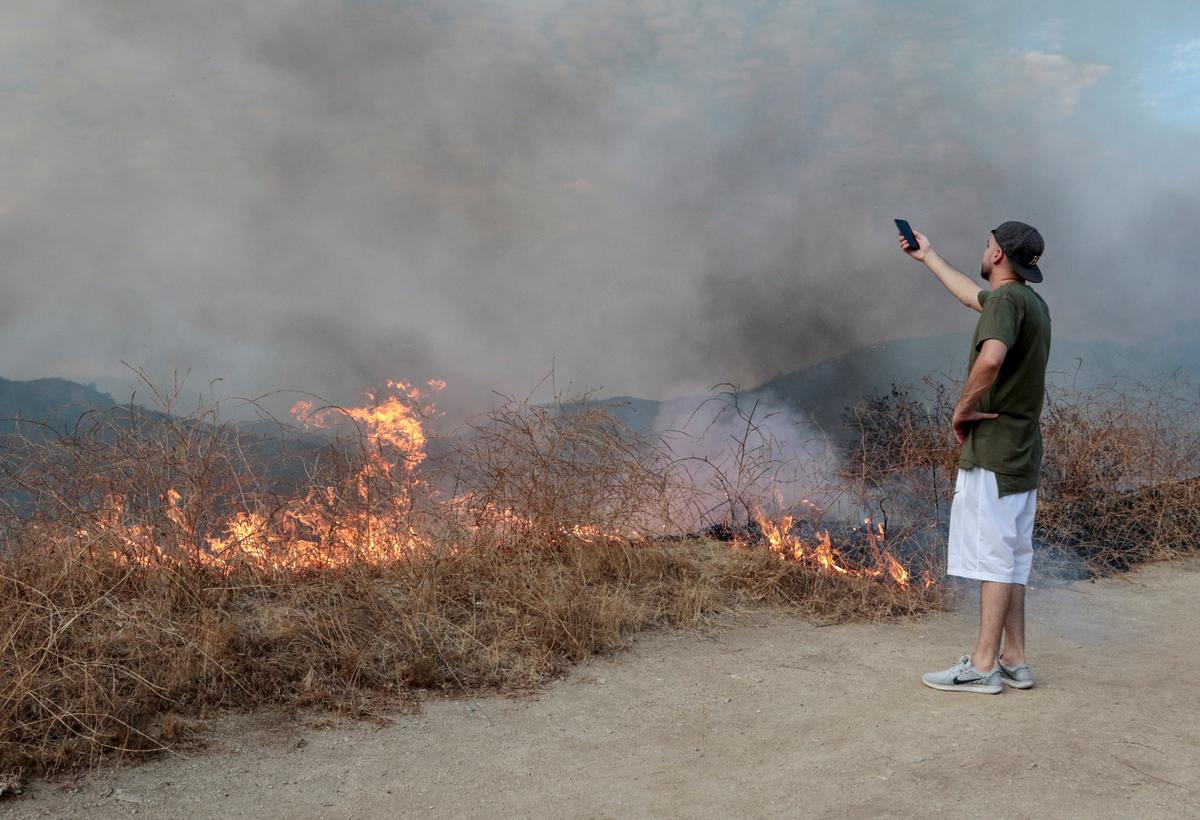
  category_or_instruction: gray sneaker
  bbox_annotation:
[922,655,1003,694]
[998,659,1035,689]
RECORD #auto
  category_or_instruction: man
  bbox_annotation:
[899,221,1051,694]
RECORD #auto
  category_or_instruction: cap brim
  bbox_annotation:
[1014,262,1043,283]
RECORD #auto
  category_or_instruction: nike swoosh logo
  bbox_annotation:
[952,675,984,685]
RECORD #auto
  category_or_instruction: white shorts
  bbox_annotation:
[947,467,1036,585]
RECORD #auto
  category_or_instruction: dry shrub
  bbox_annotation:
[839,380,958,520]
[0,386,942,776]
[1037,380,1200,570]
[446,394,681,542]
[839,377,1200,579]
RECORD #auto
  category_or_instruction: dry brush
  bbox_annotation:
[1,374,1196,778]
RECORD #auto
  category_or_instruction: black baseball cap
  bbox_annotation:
[992,221,1044,283]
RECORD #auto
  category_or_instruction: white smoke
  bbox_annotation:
[649,385,839,528]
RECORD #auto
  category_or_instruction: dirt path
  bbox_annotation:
[5,560,1200,819]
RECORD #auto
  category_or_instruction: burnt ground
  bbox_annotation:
[4,559,1199,819]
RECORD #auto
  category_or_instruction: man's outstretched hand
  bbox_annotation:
[899,229,932,263]
[952,407,999,445]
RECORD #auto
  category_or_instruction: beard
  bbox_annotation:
[980,264,991,281]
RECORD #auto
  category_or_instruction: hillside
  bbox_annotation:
[592,332,1200,436]
[4,330,1196,441]
[0,377,118,434]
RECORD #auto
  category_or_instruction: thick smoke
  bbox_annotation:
[650,387,840,527]
[1,1,1198,417]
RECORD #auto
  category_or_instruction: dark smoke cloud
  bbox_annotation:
[1,1,1198,416]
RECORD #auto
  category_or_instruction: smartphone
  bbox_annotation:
[894,218,918,249]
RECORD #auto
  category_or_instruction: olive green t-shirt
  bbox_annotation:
[958,283,1052,496]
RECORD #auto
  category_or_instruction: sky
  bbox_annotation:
[2,0,1199,417]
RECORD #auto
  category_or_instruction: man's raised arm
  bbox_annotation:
[898,229,983,312]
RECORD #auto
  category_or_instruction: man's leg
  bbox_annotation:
[971,580,1012,671]
[1000,583,1026,665]
[922,467,1006,693]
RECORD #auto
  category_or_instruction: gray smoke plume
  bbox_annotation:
[2,1,1198,418]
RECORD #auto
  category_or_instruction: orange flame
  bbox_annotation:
[77,381,442,572]
[743,509,910,588]
[70,379,925,593]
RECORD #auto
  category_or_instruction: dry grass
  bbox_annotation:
[1,374,1195,778]
[839,377,1200,579]
[0,536,941,775]
[0,385,942,777]
[1037,380,1200,571]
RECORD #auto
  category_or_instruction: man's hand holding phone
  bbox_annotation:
[895,219,931,262]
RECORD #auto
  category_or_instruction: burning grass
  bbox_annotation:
[0,380,940,776]
[1,372,1196,777]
